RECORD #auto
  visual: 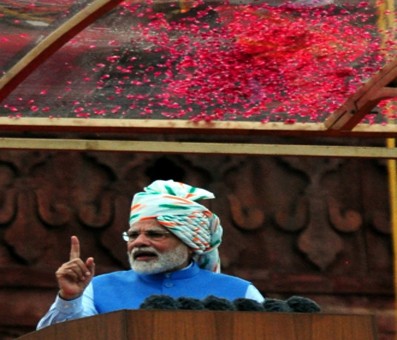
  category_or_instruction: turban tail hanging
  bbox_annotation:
[129,180,223,273]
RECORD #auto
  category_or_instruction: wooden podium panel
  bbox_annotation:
[18,310,378,340]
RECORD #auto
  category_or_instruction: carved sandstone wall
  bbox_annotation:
[0,150,393,339]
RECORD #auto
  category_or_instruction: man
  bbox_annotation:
[37,180,264,329]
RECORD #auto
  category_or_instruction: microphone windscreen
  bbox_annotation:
[233,298,265,311]
[140,294,179,310]
[176,297,206,310]
[286,296,321,313]
[203,295,236,311]
[263,298,292,312]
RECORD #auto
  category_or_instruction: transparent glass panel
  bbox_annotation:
[0,0,396,125]
[0,0,92,72]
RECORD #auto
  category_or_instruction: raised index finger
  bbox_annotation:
[69,235,80,260]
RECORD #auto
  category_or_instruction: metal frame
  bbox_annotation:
[0,137,396,158]
[1,0,397,157]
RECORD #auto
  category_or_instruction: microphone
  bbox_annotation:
[139,295,179,310]
[233,298,265,311]
[202,295,236,311]
[176,297,206,310]
[263,298,293,312]
[286,296,321,313]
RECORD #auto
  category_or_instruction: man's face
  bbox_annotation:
[125,219,191,274]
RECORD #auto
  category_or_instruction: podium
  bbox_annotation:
[18,310,378,340]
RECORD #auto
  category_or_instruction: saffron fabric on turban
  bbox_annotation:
[129,180,223,273]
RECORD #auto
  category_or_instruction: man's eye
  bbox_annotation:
[147,231,164,238]
[128,232,140,239]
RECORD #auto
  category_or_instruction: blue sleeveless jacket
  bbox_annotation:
[92,262,251,313]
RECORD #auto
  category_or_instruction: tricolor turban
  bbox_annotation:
[129,180,223,273]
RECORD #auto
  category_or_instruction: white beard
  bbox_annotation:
[128,243,189,274]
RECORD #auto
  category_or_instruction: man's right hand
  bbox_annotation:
[56,236,95,300]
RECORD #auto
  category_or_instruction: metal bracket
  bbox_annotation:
[325,59,397,130]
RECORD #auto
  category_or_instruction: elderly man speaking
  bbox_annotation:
[37,180,264,329]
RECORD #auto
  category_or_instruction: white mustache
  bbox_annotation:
[131,247,159,259]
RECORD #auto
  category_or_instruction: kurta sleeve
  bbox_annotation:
[36,283,98,330]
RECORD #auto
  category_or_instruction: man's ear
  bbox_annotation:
[189,249,198,261]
